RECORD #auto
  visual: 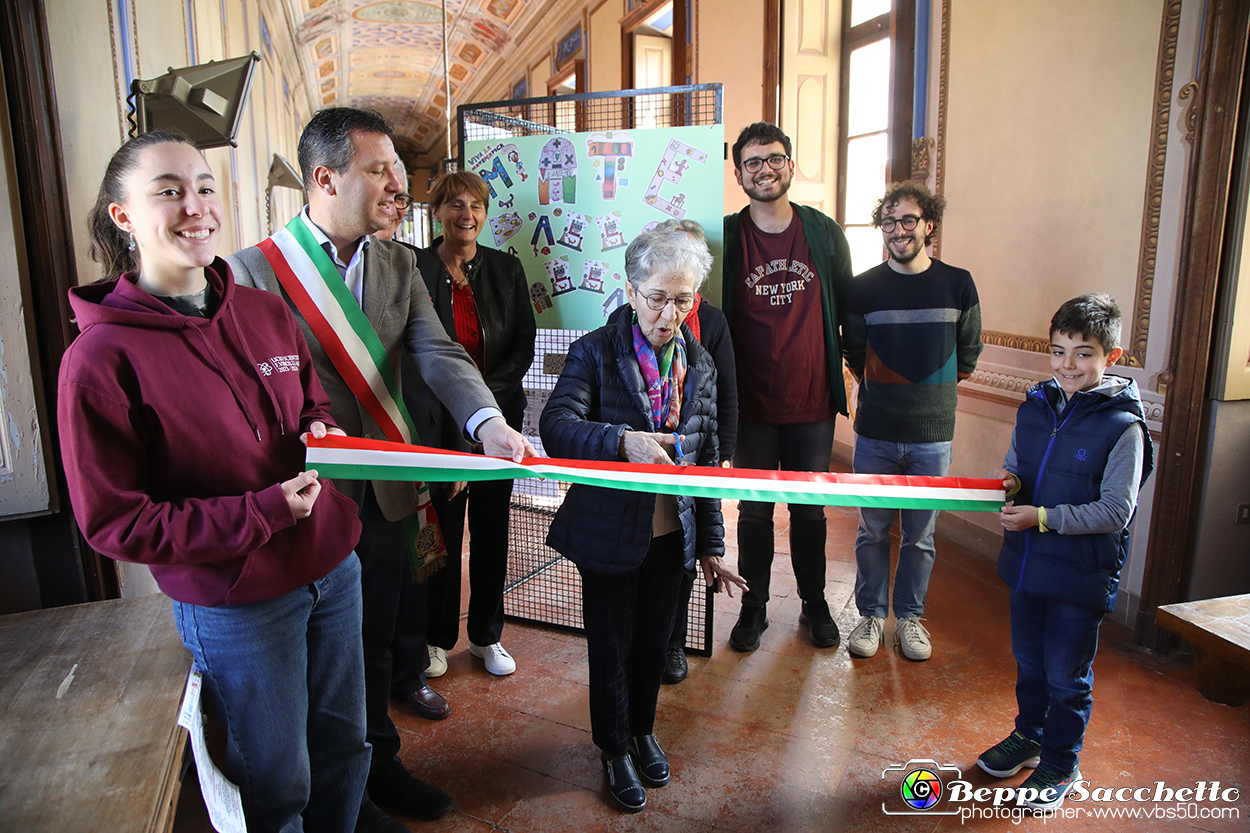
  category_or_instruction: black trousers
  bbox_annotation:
[578,531,686,757]
[357,484,420,777]
[426,476,515,649]
[735,418,837,610]
[389,559,430,699]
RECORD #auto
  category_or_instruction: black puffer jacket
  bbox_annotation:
[540,312,724,575]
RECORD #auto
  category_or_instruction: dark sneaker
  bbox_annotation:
[799,600,840,648]
[729,606,769,652]
[1021,765,1081,812]
[977,730,1042,778]
[662,645,688,684]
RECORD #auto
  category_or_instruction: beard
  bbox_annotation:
[889,235,924,264]
[743,172,791,202]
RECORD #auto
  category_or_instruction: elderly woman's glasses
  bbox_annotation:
[739,154,790,174]
[393,193,413,210]
[642,292,695,313]
[879,215,922,233]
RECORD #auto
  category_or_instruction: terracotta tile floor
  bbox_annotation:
[380,499,1250,832]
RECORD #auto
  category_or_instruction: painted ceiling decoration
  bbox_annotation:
[287,0,546,162]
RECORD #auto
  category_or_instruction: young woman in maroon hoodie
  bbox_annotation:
[58,132,368,833]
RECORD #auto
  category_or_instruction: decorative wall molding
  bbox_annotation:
[1178,80,1200,144]
[1125,0,1183,368]
[980,330,1049,355]
[932,0,950,257]
[912,136,933,181]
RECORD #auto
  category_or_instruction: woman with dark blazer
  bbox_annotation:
[410,171,537,679]
[540,223,746,812]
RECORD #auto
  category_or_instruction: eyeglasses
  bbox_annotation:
[393,193,412,210]
[879,215,923,233]
[739,154,790,174]
[641,292,695,313]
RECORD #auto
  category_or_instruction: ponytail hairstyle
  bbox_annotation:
[87,131,197,279]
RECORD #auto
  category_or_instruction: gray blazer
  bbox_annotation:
[227,238,495,521]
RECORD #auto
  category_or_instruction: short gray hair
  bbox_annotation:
[624,221,713,289]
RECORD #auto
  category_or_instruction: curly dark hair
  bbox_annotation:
[1050,293,1122,354]
[870,181,946,246]
[731,122,792,168]
[297,107,394,188]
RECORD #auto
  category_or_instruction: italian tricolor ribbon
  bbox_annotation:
[305,434,1007,512]
[261,215,446,578]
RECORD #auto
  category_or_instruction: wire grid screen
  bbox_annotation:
[503,327,713,656]
[459,84,722,146]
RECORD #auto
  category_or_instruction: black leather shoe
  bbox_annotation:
[628,734,670,786]
[368,768,454,821]
[662,645,688,685]
[601,752,646,812]
[398,684,451,720]
[355,796,413,833]
[799,600,840,648]
[729,606,769,652]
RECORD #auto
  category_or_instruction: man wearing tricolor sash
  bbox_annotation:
[228,107,534,828]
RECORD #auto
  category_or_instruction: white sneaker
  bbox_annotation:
[427,645,448,678]
[894,617,932,661]
[847,616,885,657]
[469,641,516,676]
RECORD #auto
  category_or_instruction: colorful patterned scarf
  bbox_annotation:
[632,321,687,431]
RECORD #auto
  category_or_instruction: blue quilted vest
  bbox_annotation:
[997,376,1153,611]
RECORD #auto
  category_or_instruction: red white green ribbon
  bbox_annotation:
[306,435,1006,512]
[261,215,445,577]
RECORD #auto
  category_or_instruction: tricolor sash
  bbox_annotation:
[306,434,1007,512]
[261,215,446,579]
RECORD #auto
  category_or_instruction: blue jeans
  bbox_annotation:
[736,418,837,610]
[853,436,952,619]
[173,554,369,833]
[1010,590,1103,774]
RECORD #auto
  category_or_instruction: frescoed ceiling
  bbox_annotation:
[286,0,541,161]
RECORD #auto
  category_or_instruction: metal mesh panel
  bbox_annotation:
[458,84,722,151]
[502,327,713,656]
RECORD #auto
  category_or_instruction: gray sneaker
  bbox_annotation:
[847,616,885,657]
[894,617,932,661]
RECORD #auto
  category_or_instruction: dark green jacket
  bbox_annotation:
[721,203,854,417]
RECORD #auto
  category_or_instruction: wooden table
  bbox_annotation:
[1156,593,1250,706]
[0,594,192,832]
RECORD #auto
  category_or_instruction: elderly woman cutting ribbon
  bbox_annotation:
[540,223,747,813]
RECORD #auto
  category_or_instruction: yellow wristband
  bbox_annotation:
[1037,506,1048,533]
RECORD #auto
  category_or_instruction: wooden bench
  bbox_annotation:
[0,594,192,832]
[1156,593,1250,706]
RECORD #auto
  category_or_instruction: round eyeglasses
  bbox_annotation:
[393,193,413,210]
[879,215,922,233]
[739,154,790,174]
[641,292,695,313]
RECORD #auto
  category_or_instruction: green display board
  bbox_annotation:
[464,124,725,331]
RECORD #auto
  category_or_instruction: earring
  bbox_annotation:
[127,232,136,251]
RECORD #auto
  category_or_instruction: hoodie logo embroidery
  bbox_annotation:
[1074,448,1088,462]
[257,355,299,376]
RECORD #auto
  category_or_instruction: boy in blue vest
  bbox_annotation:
[977,294,1154,812]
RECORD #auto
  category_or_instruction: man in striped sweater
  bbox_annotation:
[842,181,982,662]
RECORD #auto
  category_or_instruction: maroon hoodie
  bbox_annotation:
[58,258,361,606]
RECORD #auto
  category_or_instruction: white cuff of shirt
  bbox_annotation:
[466,407,505,441]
